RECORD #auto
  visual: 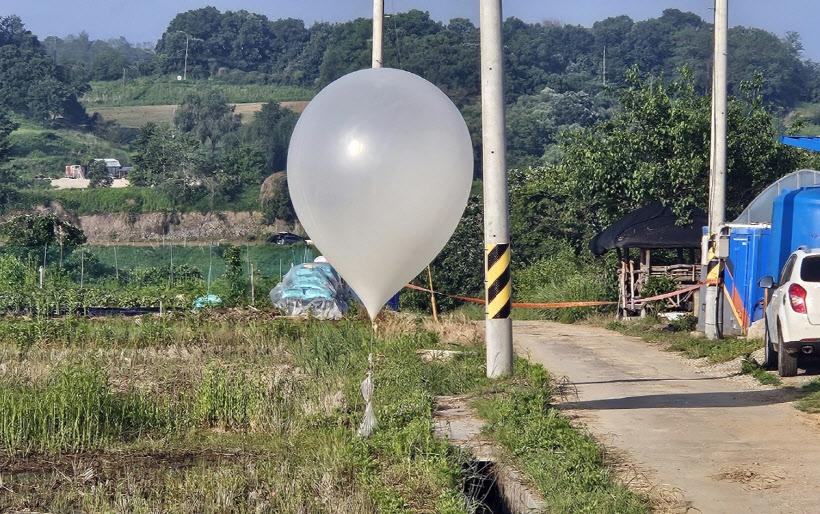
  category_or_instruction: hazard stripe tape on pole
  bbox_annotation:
[486,243,511,319]
[706,240,720,285]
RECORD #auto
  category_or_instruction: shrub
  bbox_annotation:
[513,243,615,322]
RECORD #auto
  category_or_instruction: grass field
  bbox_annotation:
[82,78,314,108]
[91,101,309,128]
[0,312,649,513]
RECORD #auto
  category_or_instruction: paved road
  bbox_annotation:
[514,321,820,514]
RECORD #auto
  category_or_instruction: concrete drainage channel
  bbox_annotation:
[433,395,546,513]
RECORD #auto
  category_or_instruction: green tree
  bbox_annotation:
[259,172,295,224]
[0,109,18,212]
[222,143,267,185]
[220,244,246,305]
[0,16,88,124]
[241,102,298,174]
[0,213,86,248]
[542,66,804,242]
[0,254,25,287]
[131,122,203,204]
[174,88,240,152]
[86,159,112,188]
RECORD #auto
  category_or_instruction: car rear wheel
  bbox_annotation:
[763,321,777,370]
[777,322,798,377]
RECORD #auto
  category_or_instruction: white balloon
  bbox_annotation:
[287,68,473,320]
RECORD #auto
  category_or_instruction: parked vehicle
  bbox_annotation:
[759,246,820,376]
[267,232,306,245]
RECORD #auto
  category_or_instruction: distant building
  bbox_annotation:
[64,159,127,180]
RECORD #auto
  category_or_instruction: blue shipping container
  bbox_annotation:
[768,186,820,278]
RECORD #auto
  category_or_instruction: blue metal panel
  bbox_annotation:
[768,186,820,279]
[780,136,820,152]
[723,226,770,332]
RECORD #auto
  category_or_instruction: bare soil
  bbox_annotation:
[514,320,820,514]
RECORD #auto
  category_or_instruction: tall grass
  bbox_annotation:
[513,244,617,322]
[83,78,314,107]
[0,365,162,452]
[21,186,174,214]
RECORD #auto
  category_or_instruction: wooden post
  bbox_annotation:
[426,265,439,323]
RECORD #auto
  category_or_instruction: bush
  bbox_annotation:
[0,254,26,286]
[641,275,678,313]
[513,243,615,322]
[86,159,113,188]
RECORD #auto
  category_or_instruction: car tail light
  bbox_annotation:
[789,283,808,314]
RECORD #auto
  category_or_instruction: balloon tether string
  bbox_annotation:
[357,320,378,437]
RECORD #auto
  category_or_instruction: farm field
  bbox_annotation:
[81,79,314,108]
[90,101,310,128]
[0,312,648,513]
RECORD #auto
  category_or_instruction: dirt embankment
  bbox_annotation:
[76,211,297,243]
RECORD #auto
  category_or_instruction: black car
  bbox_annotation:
[268,232,306,245]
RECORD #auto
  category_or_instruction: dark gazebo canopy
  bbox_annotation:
[589,202,707,256]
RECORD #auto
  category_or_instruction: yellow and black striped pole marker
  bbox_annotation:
[484,241,513,377]
[486,243,511,319]
[704,238,721,339]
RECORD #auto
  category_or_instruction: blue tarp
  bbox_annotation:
[269,263,349,319]
[193,294,222,310]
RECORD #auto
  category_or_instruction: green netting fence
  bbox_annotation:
[0,242,315,312]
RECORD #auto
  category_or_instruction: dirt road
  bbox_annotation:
[514,321,820,514]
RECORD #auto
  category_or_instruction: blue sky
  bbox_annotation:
[3,1,820,60]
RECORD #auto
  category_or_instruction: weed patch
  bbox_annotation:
[606,317,760,363]
[796,379,820,413]
[741,358,782,386]
[475,360,650,514]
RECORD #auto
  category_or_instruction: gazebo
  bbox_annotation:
[589,202,707,317]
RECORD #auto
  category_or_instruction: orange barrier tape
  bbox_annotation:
[631,282,704,304]
[404,283,616,308]
[405,281,706,309]
[404,283,485,304]
[512,300,617,308]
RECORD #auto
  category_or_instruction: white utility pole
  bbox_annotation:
[372,0,384,68]
[184,33,189,81]
[480,0,513,377]
[705,0,728,340]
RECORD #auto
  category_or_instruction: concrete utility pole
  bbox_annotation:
[480,0,513,377]
[372,0,384,68]
[184,33,189,81]
[705,0,728,340]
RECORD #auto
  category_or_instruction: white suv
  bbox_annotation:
[759,247,820,377]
